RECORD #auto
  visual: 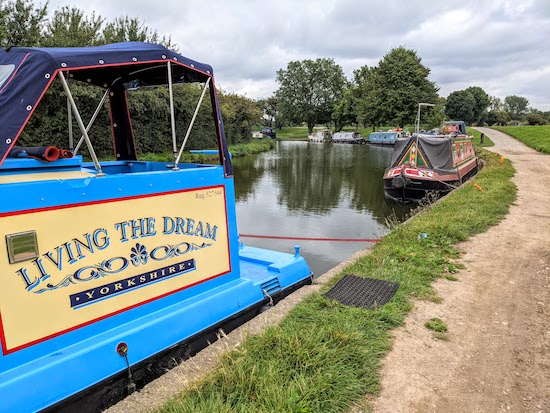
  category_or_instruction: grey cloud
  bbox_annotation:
[46,0,550,109]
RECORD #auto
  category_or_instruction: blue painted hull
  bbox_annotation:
[368,132,398,145]
[0,158,312,412]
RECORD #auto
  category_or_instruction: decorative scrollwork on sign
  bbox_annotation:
[33,257,129,294]
[31,242,213,294]
[130,243,148,267]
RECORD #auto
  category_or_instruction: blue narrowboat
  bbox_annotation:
[368,128,410,145]
[0,42,312,412]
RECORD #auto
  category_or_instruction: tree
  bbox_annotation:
[445,90,476,124]
[275,58,346,134]
[354,47,439,128]
[526,110,547,125]
[332,86,356,132]
[352,65,379,128]
[0,0,47,48]
[100,16,176,49]
[42,6,104,47]
[504,95,529,119]
[486,110,510,126]
[218,91,263,144]
[259,96,285,129]
[421,97,447,130]
[488,95,503,111]
[465,86,490,124]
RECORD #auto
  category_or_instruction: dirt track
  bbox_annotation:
[371,128,550,413]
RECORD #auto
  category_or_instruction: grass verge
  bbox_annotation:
[491,125,550,154]
[154,150,516,413]
[137,140,276,163]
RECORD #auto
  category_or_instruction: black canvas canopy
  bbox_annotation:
[0,42,232,175]
[390,136,454,172]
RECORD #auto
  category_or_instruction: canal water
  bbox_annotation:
[233,141,407,277]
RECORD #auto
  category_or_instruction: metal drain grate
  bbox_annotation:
[323,275,399,309]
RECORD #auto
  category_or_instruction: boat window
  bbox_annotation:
[0,64,15,88]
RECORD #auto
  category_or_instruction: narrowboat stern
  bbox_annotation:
[0,42,312,412]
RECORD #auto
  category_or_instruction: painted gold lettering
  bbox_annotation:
[85,290,95,299]
[149,272,158,280]
[114,283,123,291]
[100,286,109,295]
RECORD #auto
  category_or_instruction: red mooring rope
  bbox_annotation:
[239,234,381,243]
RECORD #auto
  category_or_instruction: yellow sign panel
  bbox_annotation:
[0,186,230,353]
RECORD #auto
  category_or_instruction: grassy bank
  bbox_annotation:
[491,125,550,154]
[138,139,276,163]
[468,127,494,147]
[153,149,516,413]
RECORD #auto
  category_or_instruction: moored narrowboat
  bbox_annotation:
[0,42,312,412]
[308,129,333,143]
[368,128,410,145]
[332,131,364,144]
[383,121,479,203]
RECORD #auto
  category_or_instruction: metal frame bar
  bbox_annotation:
[58,71,104,176]
[173,77,211,169]
[73,88,111,155]
[167,61,177,160]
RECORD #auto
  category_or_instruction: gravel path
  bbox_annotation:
[370,127,550,413]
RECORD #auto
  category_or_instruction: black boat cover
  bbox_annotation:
[390,136,454,171]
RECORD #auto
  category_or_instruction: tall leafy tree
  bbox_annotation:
[445,90,476,124]
[101,16,176,50]
[465,86,490,124]
[332,86,356,132]
[0,0,47,47]
[352,65,379,128]
[355,47,439,128]
[488,95,503,111]
[486,110,510,126]
[42,6,104,47]
[504,95,529,119]
[275,58,346,133]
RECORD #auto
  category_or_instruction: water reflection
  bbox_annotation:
[233,141,408,276]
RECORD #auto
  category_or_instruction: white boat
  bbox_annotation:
[332,131,365,144]
[308,130,333,143]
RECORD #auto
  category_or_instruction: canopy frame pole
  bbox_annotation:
[66,72,74,150]
[58,71,104,176]
[167,61,178,161]
[173,77,211,170]
[73,87,111,155]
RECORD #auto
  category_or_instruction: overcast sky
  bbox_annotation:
[44,0,550,110]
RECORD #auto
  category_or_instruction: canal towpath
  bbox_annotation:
[370,127,550,412]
